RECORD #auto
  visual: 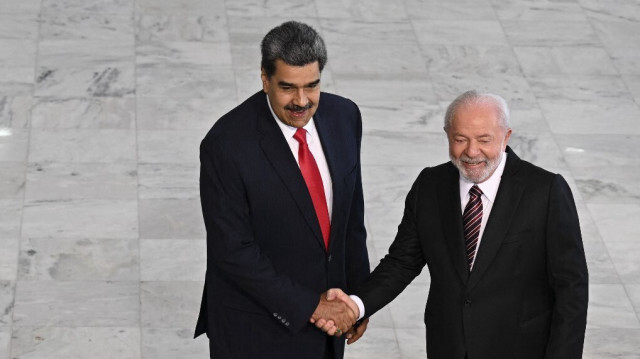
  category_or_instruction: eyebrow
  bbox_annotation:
[278,79,321,87]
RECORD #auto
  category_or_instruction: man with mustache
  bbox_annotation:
[317,90,589,359]
[193,21,370,359]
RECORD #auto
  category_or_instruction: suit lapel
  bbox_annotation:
[256,95,326,250]
[467,148,525,291]
[439,164,469,284]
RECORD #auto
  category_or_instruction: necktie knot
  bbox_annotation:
[469,185,483,199]
[293,128,307,146]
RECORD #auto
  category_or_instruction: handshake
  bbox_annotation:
[309,288,369,344]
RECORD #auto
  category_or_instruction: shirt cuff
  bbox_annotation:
[349,295,365,321]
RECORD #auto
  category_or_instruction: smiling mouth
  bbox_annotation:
[285,104,312,117]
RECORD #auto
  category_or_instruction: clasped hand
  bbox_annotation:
[309,288,369,344]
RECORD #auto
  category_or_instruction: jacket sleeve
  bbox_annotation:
[544,174,589,358]
[200,136,319,334]
[353,170,427,317]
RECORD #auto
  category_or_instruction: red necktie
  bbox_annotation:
[463,185,483,271]
[293,128,331,250]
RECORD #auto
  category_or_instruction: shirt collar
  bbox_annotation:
[459,152,508,203]
[267,94,318,140]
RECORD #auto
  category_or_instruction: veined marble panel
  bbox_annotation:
[0,0,40,14]
[405,0,496,20]
[224,0,316,18]
[587,284,640,328]
[29,129,136,163]
[538,98,640,135]
[0,162,25,199]
[0,14,39,40]
[137,130,202,165]
[580,0,640,23]
[573,167,640,204]
[138,198,205,239]
[0,68,34,96]
[491,0,586,21]
[35,65,135,98]
[395,328,427,359]
[555,134,640,168]
[514,47,617,76]
[343,328,401,359]
[0,96,32,129]
[583,239,621,284]
[412,20,508,45]
[136,41,231,68]
[0,39,36,68]
[0,327,8,358]
[10,327,140,359]
[508,107,551,133]
[0,281,15,325]
[627,284,640,316]
[0,129,28,162]
[136,0,225,15]
[605,241,640,284]
[142,328,209,359]
[320,20,416,44]
[18,238,139,281]
[227,17,321,44]
[430,73,536,109]
[333,74,437,106]
[41,0,133,15]
[366,206,406,243]
[389,282,429,329]
[421,45,522,76]
[315,0,408,21]
[136,64,234,98]
[233,70,264,106]
[327,42,427,75]
[608,47,640,75]
[13,281,139,326]
[502,20,600,46]
[38,40,133,66]
[529,75,630,101]
[623,75,640,104]
[140,281,202,327]
[590,18,640,50]
[140,239,205,281]
[362,165,424,209]
[361,131,449,167]
[31,97,135,129]
[0,238,18,280]
[584,328,640,359]
[136,14,229,43]
[0,199,22,238]
[589,204,640,242]
[39,14,134,43]
[230,42,261,69]
[508,131,567,169]
[137,96,232,130]
[21,199,138,239]
[360,101,443,133]
[138,163,199,200]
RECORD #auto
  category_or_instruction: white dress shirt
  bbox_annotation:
[267,95,333,219]
[459,152,508,270]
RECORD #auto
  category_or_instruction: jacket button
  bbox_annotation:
[285,322,290,326]
[277,316,282,320]
[328,255,332,262]
[273,313,278,317]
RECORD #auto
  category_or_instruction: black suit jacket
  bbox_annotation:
[194,91,370,359]
[354,147,588,359]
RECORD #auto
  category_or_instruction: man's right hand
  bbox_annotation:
[310,291,357,336]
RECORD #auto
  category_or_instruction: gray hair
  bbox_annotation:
[261,21,327,78]
[444,90,511,131]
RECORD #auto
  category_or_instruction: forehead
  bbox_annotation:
[451,102,501,130]
[272,60,320,83]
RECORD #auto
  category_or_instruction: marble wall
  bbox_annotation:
[1,0,639,358]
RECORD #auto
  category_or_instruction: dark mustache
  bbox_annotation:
[285,103,313,111]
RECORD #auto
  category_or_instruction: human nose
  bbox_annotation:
[465,141,480,157]
[293,88,308,106]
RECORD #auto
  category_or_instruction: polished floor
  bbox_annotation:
[1,0,639,358]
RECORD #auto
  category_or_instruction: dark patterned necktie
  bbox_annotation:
[463,185,483,270]
[293,128,331,250]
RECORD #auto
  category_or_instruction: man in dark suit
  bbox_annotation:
[318,90,589,358]
[193,21,370,359]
